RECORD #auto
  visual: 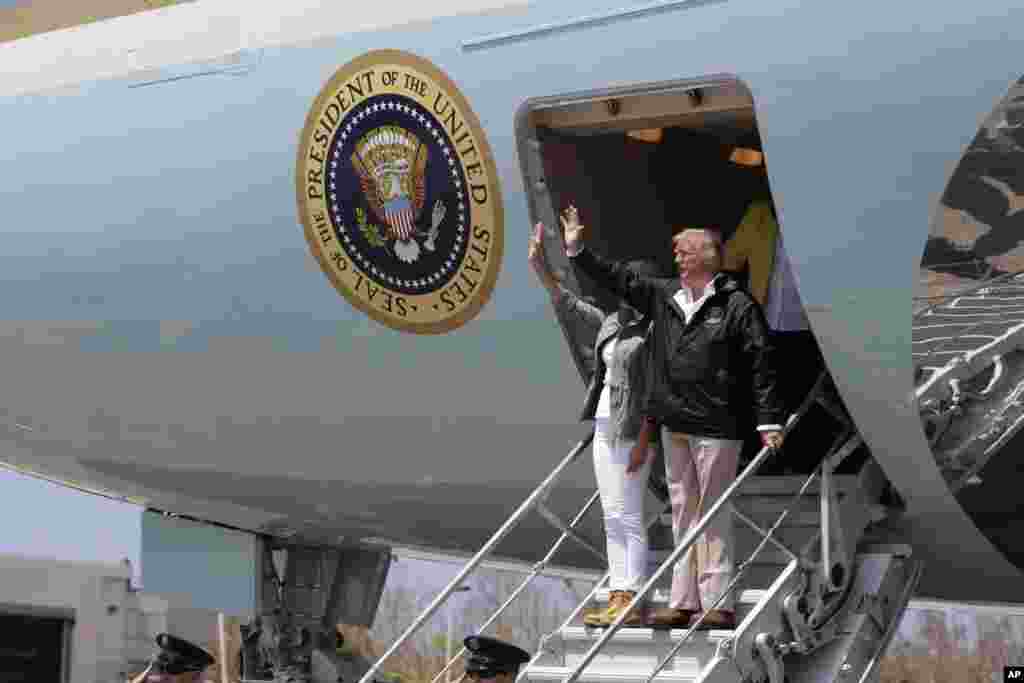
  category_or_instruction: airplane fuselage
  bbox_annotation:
[2,0,1024,603]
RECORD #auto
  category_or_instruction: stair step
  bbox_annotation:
[591,588,767,606]
[530,628,734,683]
[555,627,729,677]
[565,610,749,635]
[560,626,735,644]
[579,553,790,615]
[573,590,768,630]
[526,664,697,683]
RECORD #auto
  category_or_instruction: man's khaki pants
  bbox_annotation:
[661,428,743,613]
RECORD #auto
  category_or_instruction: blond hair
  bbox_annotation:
[673,228,722,270]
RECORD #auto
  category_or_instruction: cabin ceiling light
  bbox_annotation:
[627,128,663,143]
[729,146,764,166]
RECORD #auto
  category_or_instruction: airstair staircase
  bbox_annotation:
[357,373,923,683]
[522,472,917,683]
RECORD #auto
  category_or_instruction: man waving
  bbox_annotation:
[556,205,784,630]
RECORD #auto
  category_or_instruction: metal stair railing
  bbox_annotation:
[357,431,608,683]
[560,370,833,683]
[431,488,602,683]
[360,366,844,683]
[511,501,674,683]
[641,443,859,683]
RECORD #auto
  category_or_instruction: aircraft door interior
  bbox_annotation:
[519,80,870,478]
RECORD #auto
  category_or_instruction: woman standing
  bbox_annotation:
[528,221,659,628]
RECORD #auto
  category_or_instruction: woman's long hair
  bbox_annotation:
[616,259,667,323]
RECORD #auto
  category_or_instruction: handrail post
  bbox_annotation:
[356,432,593,683]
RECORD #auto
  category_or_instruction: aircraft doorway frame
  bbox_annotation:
[510,75,864,477]
[512,75,753,385]
[511,74,757,385]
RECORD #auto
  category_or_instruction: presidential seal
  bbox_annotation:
[296,49,504,334]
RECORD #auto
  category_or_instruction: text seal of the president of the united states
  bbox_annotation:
[296,49,504,334]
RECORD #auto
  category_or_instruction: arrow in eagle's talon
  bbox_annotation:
[421,200,445,252]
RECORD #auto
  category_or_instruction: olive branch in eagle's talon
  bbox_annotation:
[355,207,388,249]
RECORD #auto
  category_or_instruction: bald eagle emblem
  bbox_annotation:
[351,124,446,264]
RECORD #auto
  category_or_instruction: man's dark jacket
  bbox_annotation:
[570,248,784,439]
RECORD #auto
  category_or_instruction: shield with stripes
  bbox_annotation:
[384,197,416,241]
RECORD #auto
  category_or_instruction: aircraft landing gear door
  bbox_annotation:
[0,612,73,682]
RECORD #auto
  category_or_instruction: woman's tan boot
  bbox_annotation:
[591,590,644,627]
[583,591,621,627]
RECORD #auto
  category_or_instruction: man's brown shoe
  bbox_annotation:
[617,591,646,627]
[645,607,694,629]
[691,610,736,630]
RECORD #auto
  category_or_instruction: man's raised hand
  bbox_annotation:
[560,204,585,253]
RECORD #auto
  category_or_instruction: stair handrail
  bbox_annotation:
[363,372,833,683]
[641,428,868,683]
[431,491,674,683]
[560,371,828,683]
[512,501,673,683]
[430,488,603,683]
[356,432,595,683]
[641,466,826,683]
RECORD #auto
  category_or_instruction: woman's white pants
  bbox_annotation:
[593,418,653,592]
